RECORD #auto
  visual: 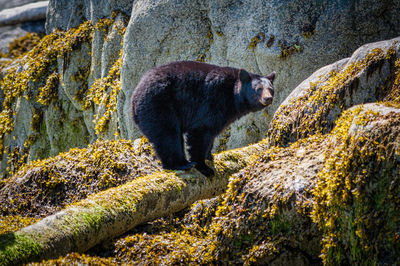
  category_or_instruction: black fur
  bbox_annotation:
[131,61,275,176]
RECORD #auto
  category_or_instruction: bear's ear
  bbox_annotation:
[266,71,276,83]
[239,69,251,83]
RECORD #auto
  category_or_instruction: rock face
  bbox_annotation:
[1,7,400,263]
[1,0,400,175]
[0,0,43,12]
[267,36,400,146]
[0,1,47,54]
[45,0,134,33]
[43,0,400,150]
[119,0,400,150]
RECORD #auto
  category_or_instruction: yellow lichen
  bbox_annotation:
[311,108,400,264]
[31,253,115,265]
[0,138,160,218]
[7,32,43,59]
[0,15,130,178]
[0,20,94,176]
[37,72,60,106]
[0,215,39,235]
[84,51,123,135]
[268,46,396,146]
[196,29,214,62]
[248,32,265,52]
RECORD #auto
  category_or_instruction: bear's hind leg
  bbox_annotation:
[150,131,195,171]
[187,129,215,177]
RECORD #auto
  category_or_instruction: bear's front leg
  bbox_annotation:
[187,129,215,177]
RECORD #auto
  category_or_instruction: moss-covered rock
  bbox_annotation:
[311,104,400,265]
[0,132,260,265]
[1,4,400,265]
[0,20,95,178]
[0,15,128,179]
[109,136,325,265]
[0,138,160,218]
[267,37,400,147]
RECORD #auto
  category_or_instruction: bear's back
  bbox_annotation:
[132,61,237,103]
[131,61,239,128]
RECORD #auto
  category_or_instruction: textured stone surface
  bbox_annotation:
[0,22,45,54]
[120,0,400,150]
[267,36,400,146]
[0,0,47,54]
[0,1,48,26]
[45,0,134,33]
[0,0,42,12]
[2,0,400,176]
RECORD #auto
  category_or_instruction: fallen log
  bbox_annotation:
[0,141,263,265]
[0,1,48,26]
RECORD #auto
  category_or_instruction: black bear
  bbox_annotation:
[131,61,275,176]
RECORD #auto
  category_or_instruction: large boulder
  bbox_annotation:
[119,0,400,150]
[267,36,400,146]
[1,14,400,262]
[2,0,400,176]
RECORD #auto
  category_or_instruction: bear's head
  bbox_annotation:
[238,69,276,110]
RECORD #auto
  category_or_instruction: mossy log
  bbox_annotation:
[0,142,263,265]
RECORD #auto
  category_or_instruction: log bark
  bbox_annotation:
[0,142,263,265]
[0,1,48,26]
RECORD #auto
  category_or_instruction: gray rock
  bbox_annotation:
[3,0,400,175]
[267,36,400,146]
[45,0,135,33]
[0,1,48,26]
[0,1,46,56]
[0,13,45,55]
[120,0,400,151]
[0,0,42,12]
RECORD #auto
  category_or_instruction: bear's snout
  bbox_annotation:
[260,88,274,106]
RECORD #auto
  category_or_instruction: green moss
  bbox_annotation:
[269,213,291,235]
[0,232,43,266]
[65,205,109,236]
